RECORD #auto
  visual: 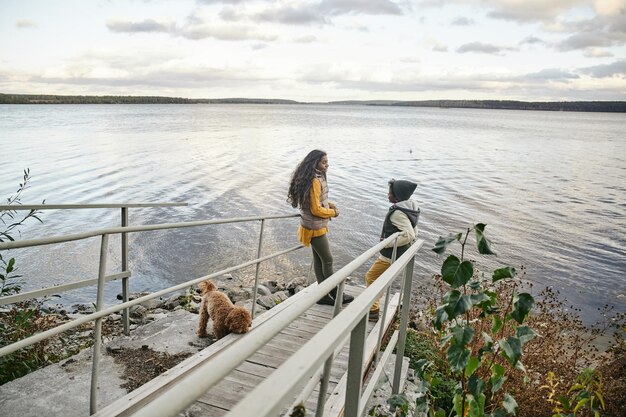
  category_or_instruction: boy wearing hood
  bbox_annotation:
[366,179,420,321]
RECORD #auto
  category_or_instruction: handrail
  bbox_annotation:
[0,203,187,210]
[129,233,412,417]
[230,241,423,417]
[0,201,186,335]
[1,205,307,415]
[0,271,131,306]
[0,213,300,250]
[0,244,302,358]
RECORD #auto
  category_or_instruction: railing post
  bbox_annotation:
[345,314,367,417]
[392,254,415,395]
[375,238,398,364]
[121,207,130,335]
[90,233,109,414]
[315,279,346,417]
[251,219,265,319]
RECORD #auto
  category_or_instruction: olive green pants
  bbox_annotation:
[310,235,335,294]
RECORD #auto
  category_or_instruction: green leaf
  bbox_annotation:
[453,393,463,417]
[441,255,474,288]
[432,233,462,254]
[502,393,518,415]
[433,305,449,330]
[468,374,485,397]
[387,394,409,409]
[499,337,522,366]
[447,344,471,372]
[516,326,538,345]
[475,223,496,255]
[452,325,475,346]
[492,267,516,282]
[510,293,534,324]
[470,292,491,305]
[491,364,506,393]
[468,393,486,417]
[443,290,472,320]
[469,280,481,290]
[492,316,503,335]
[466,357,480,378]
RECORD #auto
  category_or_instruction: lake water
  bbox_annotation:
[1,104,624,324]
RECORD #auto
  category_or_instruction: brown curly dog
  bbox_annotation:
[197,280,252,340]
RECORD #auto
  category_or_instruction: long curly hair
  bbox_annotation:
[287,149,327,209]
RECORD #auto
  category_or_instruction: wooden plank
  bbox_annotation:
[235,360,276,378]
[281,325,319,339]
[323,292,401,417]
[94,281,326,417]
[180,401,228,417]
[197,379,254,410]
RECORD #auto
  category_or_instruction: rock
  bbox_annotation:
[71,303,95,314]
[286,277,309,294]
[256,291,289,310]
[225,287,252,303]
[163,294,186,310]
[117,292,150,301]
[256,285,272,296]
[146,312,168,321]
[129,305,148,319]
[222,273,234,280]
[292,285,305,294]
[260,280,280,294]
[140,299,164,310]
[107,314,122,322]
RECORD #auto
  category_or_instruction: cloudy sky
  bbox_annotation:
[1,0,625,102]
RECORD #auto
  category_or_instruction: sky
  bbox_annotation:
[1,0,625,102]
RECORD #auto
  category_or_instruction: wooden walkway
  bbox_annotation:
[96,284,400,417]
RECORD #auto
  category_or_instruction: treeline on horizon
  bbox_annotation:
[1,93,625,113]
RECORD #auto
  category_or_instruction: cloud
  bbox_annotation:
[594,0,626,16]
[295,35,318,43]
[433,44,448,52]
[107,19,175,33]
[318,0,403,16]
[523,68,580,81]
[252,5,328,25]
[579,59,626,77]
[196,0,248,4]
[520,36,544,45]
[222,0,404,26]
[27,66,268,89]
[417,0,586,23]
[16,19,37,29]
[179,23,278,41]
[451,16,474,26]
[107,16,277,41]
[554,13,626,51]
[457,42,517,54]
[584,48,613,57]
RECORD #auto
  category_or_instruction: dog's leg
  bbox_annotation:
[197,297,210,338]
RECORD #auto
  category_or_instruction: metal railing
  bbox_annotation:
[0,208,302,414]
[128,235,424,417]
[0,203,187,334]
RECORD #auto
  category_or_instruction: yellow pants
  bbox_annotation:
[365,258,391,312]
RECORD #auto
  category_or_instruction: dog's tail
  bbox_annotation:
[198,279,217,294]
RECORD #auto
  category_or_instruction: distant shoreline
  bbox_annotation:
[1,93,625,113]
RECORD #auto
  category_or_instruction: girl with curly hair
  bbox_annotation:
[287,150,353,305]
